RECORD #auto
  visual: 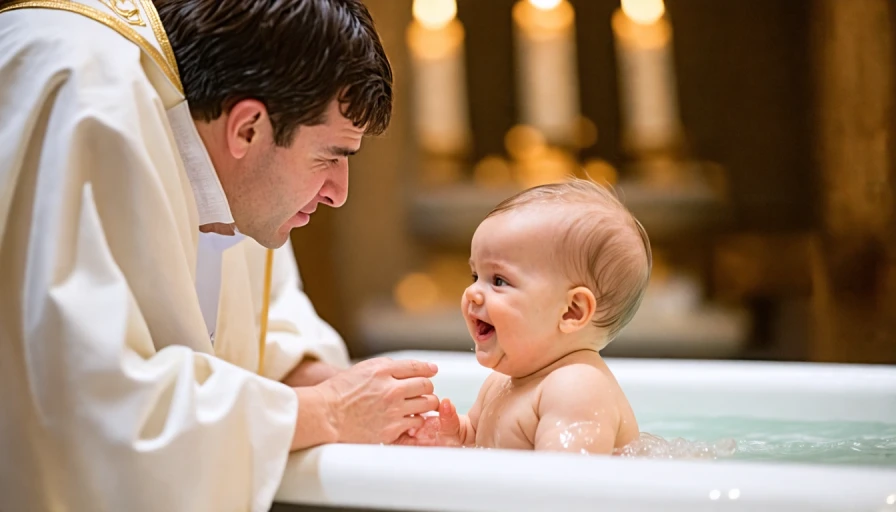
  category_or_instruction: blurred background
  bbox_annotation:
[291,0,896,364]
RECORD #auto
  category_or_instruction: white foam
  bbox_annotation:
[615,432,738,460]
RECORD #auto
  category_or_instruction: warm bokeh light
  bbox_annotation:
[504,124,547,161]
[513,147,577,188]
[473,155,514,187]
[621,0,665,25]
[394,273,440,312]
[582,158,619,186]
[413,0,457,30]
[529,0,562,11]
[575,116,599,149]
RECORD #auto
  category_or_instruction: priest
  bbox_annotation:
[0,0,439,511]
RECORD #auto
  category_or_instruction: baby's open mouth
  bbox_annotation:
[475,319,495,339]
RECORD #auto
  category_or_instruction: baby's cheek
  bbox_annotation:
[509,305,541,327]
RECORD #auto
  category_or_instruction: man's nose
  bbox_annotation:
[320,159,349,208]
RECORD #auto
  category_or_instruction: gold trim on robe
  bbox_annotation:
[138,0,180,83]
[0,0,276,375]
[97,0,144,26]
[0,0,184,94]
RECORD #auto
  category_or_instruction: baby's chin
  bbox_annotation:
[473,345,503,370]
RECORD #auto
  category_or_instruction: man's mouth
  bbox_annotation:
[288,211,311,228]
[473,319,495,342]
[287,204,318,228]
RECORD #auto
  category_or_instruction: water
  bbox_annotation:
[630,415,896,467]
[615,431,738,460]
[452,398,896,465]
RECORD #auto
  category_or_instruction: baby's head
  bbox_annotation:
[462,179,652,377]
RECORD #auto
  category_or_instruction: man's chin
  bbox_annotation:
[261,232,290,250]
[241,225,290,250]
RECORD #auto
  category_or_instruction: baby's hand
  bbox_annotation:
[394,399,463,447]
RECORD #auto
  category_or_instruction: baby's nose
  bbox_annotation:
[464,286,484,306]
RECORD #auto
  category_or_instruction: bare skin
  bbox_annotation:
[293,357,440,450]
[197,96,359,249]
[282,358,340,388]
[397,351,638,453]
[196,97,440,448]
[395,206,643,454]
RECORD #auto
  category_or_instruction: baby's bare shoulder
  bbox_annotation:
[542,363,613,391]
[536,364,619,416]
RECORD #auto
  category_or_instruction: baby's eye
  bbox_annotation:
[471,273,478,282]
[493,276,507,287]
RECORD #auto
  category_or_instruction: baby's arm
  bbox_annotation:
[426,397,476,447]
[457,371,500,444]
[533,365,620,454]
[395,372,498,447]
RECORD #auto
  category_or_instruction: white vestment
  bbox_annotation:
[0,1,349,511]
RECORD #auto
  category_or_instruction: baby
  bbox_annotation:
[398,179,652,455]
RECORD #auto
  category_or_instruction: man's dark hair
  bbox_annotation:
[154,0,393,146]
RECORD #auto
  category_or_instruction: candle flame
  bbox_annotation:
[529,0,563,10]
[413,0,457,30]
[621,0,665,25]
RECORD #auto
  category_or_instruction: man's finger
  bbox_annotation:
[389,359,438,379]
[402,394,440,416]
[387,416,426,444]
[392,433,413,446]
[398,377,434,398]
[399,416,427,438]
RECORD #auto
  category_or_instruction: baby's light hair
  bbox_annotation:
[485,178,653,348]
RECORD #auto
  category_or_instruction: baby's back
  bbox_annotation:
[475,354,638,454]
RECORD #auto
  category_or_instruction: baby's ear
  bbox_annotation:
[559,286,596,333]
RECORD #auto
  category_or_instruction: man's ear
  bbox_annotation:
[559,286,597,334]
[224,99,268,159]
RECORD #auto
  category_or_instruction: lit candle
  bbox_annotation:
[612,0,683,155]
[406,0,471,157]
[512,0,581,147]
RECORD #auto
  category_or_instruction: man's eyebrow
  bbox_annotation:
[326,146,359,157]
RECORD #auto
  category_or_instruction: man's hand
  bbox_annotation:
[393,398,464,447]
[282,358,340,387]
[313,357,440,445]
